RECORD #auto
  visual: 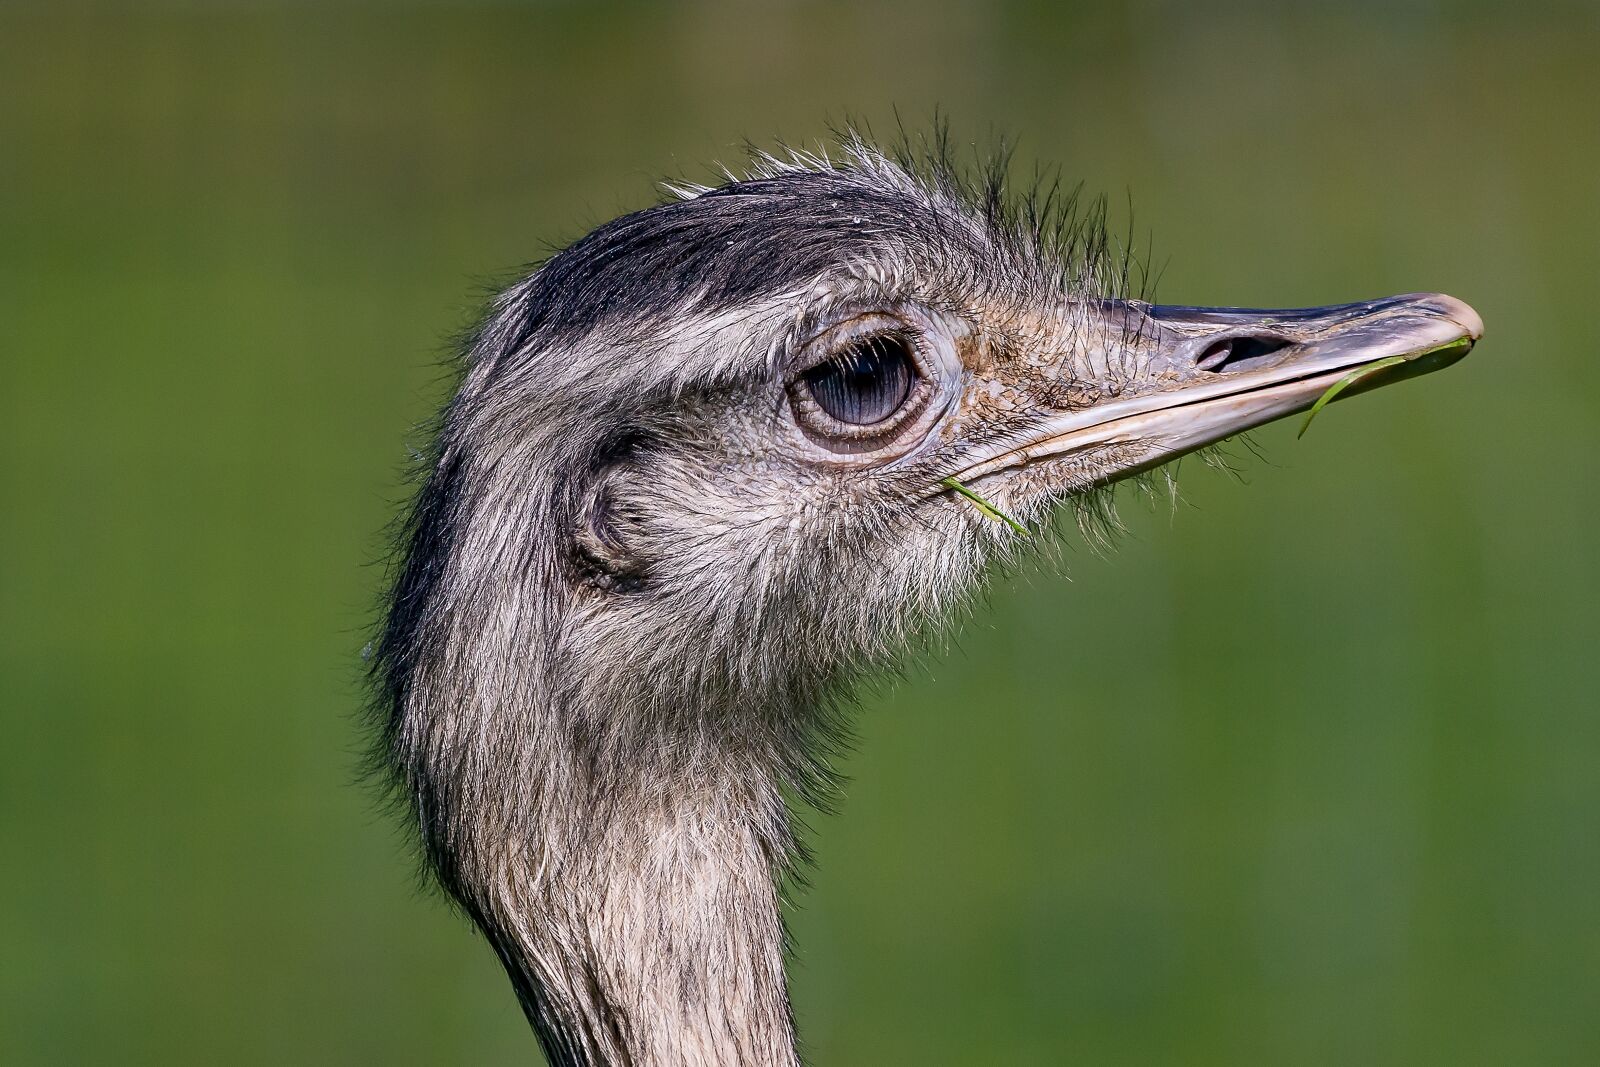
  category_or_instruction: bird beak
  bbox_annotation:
[951,292,1483,489]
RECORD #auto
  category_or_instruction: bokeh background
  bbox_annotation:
[4,1,1598,1064]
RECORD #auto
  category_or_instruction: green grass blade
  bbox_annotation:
[1297,355,1409,439]
[940,477,1031,538]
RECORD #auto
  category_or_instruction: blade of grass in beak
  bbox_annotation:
[940,477,1031,538]
[1297,355,1410,439]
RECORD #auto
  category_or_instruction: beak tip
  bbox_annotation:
[1416,292,1485,342]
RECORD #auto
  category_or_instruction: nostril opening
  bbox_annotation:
[1195,334,1293,373]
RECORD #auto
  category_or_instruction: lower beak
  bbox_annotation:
[954,292,1483,488]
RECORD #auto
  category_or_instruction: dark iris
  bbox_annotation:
[803,335,916,426]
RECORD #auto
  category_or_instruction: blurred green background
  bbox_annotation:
[3,1,1597,1064]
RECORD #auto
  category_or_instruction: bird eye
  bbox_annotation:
[800,334,917,426]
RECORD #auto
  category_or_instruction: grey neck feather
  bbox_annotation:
[484,733,800,1067]
[412,612,805,1065]
[388,414,814,1065]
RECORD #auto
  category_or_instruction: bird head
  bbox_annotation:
[388,141,1481,771]
[371,137,1483,1065]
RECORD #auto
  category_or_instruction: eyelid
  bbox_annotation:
[794,312,916,375]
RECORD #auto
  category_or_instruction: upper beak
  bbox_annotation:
[953,292,1483,488]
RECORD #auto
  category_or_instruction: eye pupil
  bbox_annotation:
[804,335,915,425]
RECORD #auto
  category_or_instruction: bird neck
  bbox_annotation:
[475,736,803,1067]
[393,474,817,1064]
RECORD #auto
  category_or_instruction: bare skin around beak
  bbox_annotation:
[955,292,1484,488]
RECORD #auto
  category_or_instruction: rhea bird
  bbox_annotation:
[369,137,1482,1066]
